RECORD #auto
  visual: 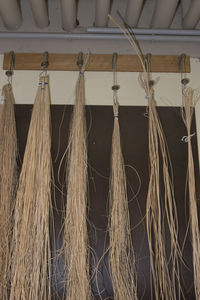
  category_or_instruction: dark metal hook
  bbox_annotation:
[178,53,186,72]
[77,52,83,70]
[41,51,49,69]
[112,52,120,91]
[145,53,154,87]
[112,52,118,71]
[5,51,15,77]
[178,53,190,86]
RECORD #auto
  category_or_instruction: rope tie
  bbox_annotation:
[182,132,196,143]
[39,76,49,89]
[145,92,153,101]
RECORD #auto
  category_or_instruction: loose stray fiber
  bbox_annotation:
[181,86,200,300]
[108,57,138,300]
[10,76,52,300]
[63,53,93,300]
[108,14,183,300]
[0,84,17,300]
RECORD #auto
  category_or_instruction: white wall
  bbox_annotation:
[0,55,200,165]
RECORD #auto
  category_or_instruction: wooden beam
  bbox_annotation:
[3,53,190,73]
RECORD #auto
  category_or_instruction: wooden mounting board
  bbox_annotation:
[3,53,190,73]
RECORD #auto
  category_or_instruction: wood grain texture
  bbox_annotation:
[3,53,191,73]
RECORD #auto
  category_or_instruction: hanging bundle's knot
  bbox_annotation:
[40,75,49,89]
[145,92,153,101]
[181,78,190,86]
[149,80,154,88]
[112,85,120,91]
[113,101,119,119]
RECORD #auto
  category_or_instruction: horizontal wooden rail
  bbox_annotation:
[3,53,190,73]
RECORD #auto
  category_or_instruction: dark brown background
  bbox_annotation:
[15,105,200,300]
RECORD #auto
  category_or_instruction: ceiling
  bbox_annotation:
[0,0,200,57]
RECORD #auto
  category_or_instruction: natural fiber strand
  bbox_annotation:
[10,76,52,300]
[108,14,182,300]
[108,97,138,299]
[0,84,17,300]
[139,72,182,300]
[63,53,93,300]
[181,87,200,299]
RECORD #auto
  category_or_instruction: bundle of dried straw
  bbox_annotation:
[141,81,181,300]
[10,76,52,300]
[63,53,93,300]
[108,97,138,299]
[0,84,17,300]
[108,14,182,300]
[181,86,200,300]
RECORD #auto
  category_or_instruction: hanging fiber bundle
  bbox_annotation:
[108,54,138,300]
[181,86,200,299]
[140,79,181,300]
[108,14,182,300]
[10,76,52,300]
[0,84,17,300]
[63,53,93,300]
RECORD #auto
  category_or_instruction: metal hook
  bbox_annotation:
[145,53,154,87]
[77,52,83,70]
[112,52,118,71]
[112,52,120,91]
[178,54,186,72]
[41,51,49,69]
[178,53,190,86]
[5,51,15,78]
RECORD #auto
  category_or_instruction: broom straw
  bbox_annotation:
[108,54,138,299]
[10,75,52,300]
[108,14,182,300]
[0,84,17,300]
[181,86,200,300]
[63,52,93,300]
